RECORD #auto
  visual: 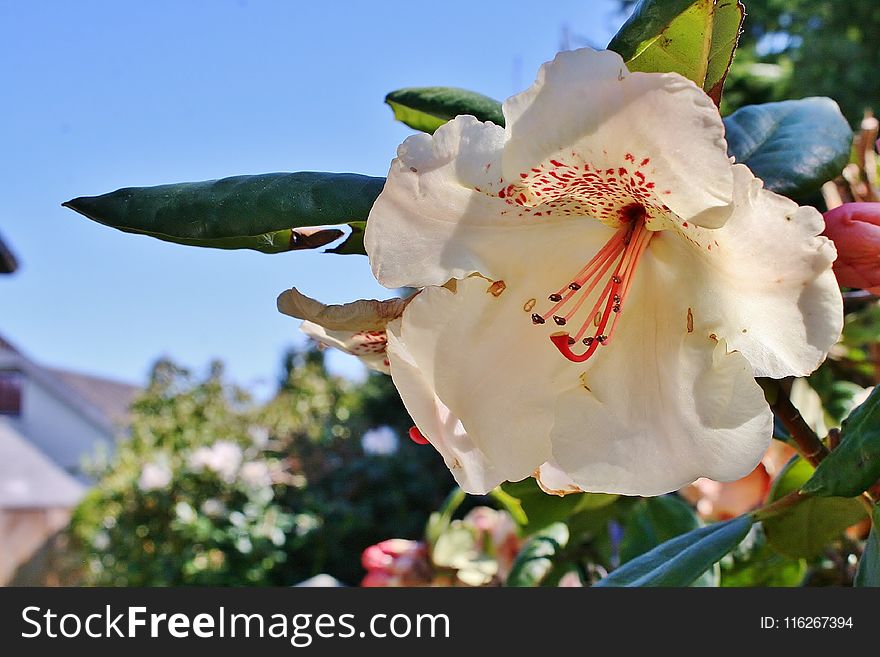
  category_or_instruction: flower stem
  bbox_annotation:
[753,490,809,522]
[769,389,829,468]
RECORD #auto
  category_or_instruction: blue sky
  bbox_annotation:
[0,0,623,393]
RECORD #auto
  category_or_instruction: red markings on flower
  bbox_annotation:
[485,153,662,226]
[348,331,388,356]
[408,426,430,445]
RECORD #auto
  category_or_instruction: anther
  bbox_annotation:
[582,337,594,346]
[567,336,576,345]
[548,293,562,302]
[531,313,545,325]
[553,315,567,326]
[596,335,607,344]
[568,282,581,291]
[612,276,622,284]
[612,304,621,313]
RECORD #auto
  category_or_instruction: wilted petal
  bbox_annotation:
[277,287,408,331]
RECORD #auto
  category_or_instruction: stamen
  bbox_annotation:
[543,215,654,363]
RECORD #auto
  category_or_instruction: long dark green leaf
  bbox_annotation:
[619,495,718,586]
[385,87,505,133]
[723,98,852,198]
[802,387,880,498]
[608,0,744,105]
[64,172,385,255]
[855,506,880,587]
[764,457,866,559]
[505,522,569,587]
[594,514,753,587]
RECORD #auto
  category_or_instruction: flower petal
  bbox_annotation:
[387,276,575,490]
[365,115,602,289]
[546,239,773,496]
[385,318,504,494]
[653,164,843,378]
[277,287,407,330]
[300,321,390,374]
[502,48,733,230]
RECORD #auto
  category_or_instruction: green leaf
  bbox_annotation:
[619,495,717,586]
[325,221,366,256]
[607,0,744,105]
[505,522,569,587]
[763,457,867,559]
[723,98,852,198]
[855,506,880,587]
[721,524,806,587]
[501,478,616,532]
[595,514,753,587]
[425,487,467,546]
[488,487,528,526]
[620,495,701,563]
[385,87,505,134]
[802,386,880,498]
[64,172,386,255]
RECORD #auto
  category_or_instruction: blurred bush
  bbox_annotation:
[69,349,453,586]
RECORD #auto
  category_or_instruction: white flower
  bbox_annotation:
[361,426,400,455]
[239,461,273,489]
[188,441,243,483]
[364,48,843,496]
[277,287,410,374]
[174,501,197,524]
[201,498,227,518]
[138,461,172,492]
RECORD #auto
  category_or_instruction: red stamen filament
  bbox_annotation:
[547,220,653,363]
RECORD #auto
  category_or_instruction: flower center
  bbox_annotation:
[530,204,654,363]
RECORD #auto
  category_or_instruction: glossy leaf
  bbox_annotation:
[64,172,386,255]
[608,0,744,105]
[385,87,505,133]
[505,522,569,587]
[723,98,852,198]
[501,478,616,532]
[721,524,806,587]
[855,506,880,587]
[595,514,753,587]
[763,457,866,559]
[620,495,717,586]
[802,386,880,498]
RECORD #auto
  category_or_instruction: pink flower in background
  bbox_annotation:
[360,538,432,587]
[680,440,796,520]
[822,202,880,293]
[462,507,521,580]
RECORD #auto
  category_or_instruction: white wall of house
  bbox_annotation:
[6,376,113,477]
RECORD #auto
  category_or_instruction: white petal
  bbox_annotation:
[365,115,601,289]
[385,319,504,494]
[300,321,390,374]
[535,461,585,496]
[547,241,773,496]
[502,48,733,230]
[652,164,843,378]
[387,276,574,488]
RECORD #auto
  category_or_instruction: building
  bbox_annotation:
[0,334,139,584]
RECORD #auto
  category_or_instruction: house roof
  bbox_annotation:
[47,368,140,427]
[0,333,140,434]
[0,419,87,508]
[0,232,17,274]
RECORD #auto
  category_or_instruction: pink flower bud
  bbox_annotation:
[822,203,880,294]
